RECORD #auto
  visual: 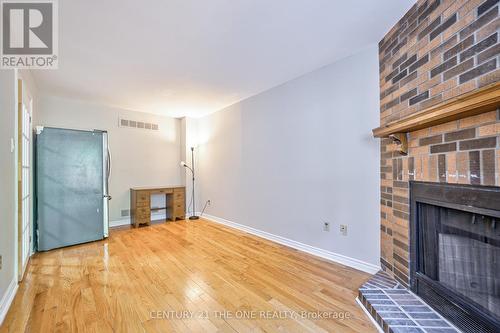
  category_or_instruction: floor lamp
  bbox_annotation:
[181,147,199,220]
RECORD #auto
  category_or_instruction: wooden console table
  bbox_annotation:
[130,186,186,228]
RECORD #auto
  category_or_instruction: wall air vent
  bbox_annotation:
[119,117,159,131]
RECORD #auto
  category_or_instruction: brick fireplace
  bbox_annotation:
[377,0,500,287]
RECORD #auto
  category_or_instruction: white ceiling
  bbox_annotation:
[33,0,414,118]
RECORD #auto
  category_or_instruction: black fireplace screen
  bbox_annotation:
[410,181,500,333]
[418,203,500,320]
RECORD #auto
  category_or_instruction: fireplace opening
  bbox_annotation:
[410,182,500,333]
[419,204,499,319]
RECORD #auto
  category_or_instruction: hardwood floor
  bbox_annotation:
[0,219,376,333]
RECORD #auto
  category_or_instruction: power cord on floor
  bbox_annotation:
[200,200,210,217]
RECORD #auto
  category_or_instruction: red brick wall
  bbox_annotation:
[378,0,500,285]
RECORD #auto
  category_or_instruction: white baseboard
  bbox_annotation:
[109,218,130,228]
[186,211,201,217]
[355,297,383,333]
[0,278,18,326]
[109,212,171,228]
[202,213,380,275]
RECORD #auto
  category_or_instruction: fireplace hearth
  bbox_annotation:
[410,181,500,333]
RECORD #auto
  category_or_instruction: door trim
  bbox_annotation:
[17,79,23,281]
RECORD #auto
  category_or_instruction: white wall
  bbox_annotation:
[195,46,380,267]
[36,96,183,223]
[0,70,18,319]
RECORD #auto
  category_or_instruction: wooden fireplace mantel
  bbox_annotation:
[372,82,500,138]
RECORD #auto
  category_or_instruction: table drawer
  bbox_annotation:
[135,210,150,218]
[137,192,150,202]
[174,192,185,200]
[174,198,185,206]
[155,189,173,194]
[174,203,185,212]
[135,207,150,216]
[136,200,149,208]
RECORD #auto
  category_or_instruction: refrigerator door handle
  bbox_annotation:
[105,150,111,200]
[107,148,111,183]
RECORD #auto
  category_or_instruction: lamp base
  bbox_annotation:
[189,215,200,220]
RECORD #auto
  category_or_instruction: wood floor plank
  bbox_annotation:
[0,219,376,333]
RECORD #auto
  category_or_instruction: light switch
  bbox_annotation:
[10,138,14,153]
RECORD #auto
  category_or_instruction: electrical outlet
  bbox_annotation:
[207,200,211,206]
[323,222,330,232]
[340,225,348,236]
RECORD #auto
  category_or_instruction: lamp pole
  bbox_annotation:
[189,147,199,220]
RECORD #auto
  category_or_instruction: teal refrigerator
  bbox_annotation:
[36,127,111,251]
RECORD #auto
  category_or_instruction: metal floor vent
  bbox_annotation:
[119,117,159,131]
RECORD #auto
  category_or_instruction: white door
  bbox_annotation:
[18,81,32,280]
